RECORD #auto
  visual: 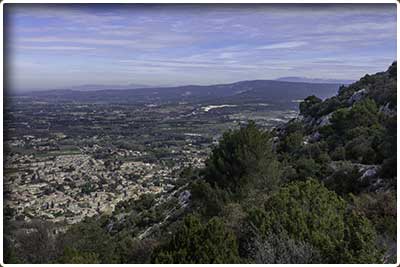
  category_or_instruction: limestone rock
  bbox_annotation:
[348,88,368,104]
[379,102,396,117]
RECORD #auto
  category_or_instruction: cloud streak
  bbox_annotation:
[18,45,96,51]
[258,41,308,50]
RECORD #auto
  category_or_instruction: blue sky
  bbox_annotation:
[5,4,397,91]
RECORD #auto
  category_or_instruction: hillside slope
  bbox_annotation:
[151,62,397,263]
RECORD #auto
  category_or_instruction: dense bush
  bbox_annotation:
[113,235,158,263]
[318,97,391,164]
[190,179,230,218]
[248,179,382,263]
[324,162,365,196]
[152,215,241,263]
[58,247,100,264]
[55,218,118,263]
[239,222,322,263]
[351,192,397,240]
[299,95,322,117]
[4,220,58,263]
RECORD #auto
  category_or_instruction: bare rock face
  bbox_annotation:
[316,112,334,127]
[310,131,321,142]
[301,113,332,130]
[302,115,314,127]
[178,190,191,206]
[348,88,368,104]
[328,161,387,192]
[358,165,379,181]
[303,131,321,145]
[271,136,280,152]
[379,102,396,117]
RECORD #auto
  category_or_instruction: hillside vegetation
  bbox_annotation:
[4,62,397,264]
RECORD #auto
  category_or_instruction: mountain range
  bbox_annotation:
[19,79,341,106]
[275,76,354,84]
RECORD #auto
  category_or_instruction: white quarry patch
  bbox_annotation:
[269,118,286,122]
[184,133,202,137]
[201,104,237,112]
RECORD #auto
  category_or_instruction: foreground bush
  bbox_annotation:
[249,179,382,263]
[152,215,241,263]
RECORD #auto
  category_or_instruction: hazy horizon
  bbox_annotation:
[5,4,396,92]
[10,76,357,94]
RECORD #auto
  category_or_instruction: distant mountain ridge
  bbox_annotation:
[276,76,354,84]
[18,79,341,106]
[68,83,152,91]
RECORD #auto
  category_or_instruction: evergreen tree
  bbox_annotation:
[204,121,281,197]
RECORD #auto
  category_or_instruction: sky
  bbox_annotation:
[5,4,397,91]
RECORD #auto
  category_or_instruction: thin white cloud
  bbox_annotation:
[18,33,199,50]
[19,36,137,46]
[258,41,308,50]
[118,58,293,71]
[314,21,395,35]
[18,45,96,51]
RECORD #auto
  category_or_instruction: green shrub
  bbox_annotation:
[249,179,382,263]
[152,215,241,263]
[58,247,100,264]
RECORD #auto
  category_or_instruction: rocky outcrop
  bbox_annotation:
[302,112,334,130]
[178,190,191,206]
[310,131,321,142]
[379,102,396,117]
[348,88,368,104]
[316,112,333,127]
[328,161,387,192]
